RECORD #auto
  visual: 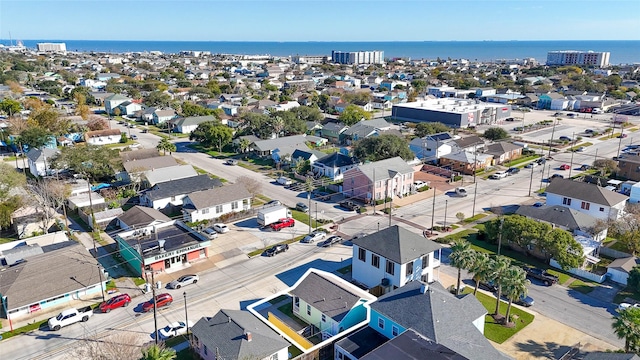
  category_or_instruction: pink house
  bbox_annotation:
[342,157,415,203]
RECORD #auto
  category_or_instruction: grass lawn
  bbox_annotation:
[277,302,309,328]
[608,240,631,253]
[106,280,117,291]
[290,209,320,228]
[0,319,49,341]
[463,213,488,223]
[132,277,147,286]
[441,229,478,244]
[461,287,534,344]
[0,237,17,244]
[568,279,596,294]
[505,155,540,167]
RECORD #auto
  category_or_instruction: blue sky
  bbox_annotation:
[1,0,638,41]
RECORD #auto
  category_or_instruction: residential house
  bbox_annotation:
[116,205,171,230]
[516,93,539,108]
[335,281,511,360]
[453,135,485,152]
[26,147,59,177]
[484,141,524,165]
[358,329,470,359]
[440,151,493,175]
[152,109,177,124]
[169,115,217,134]
[515,205,608,242]
[104,93,131,114]
[84,129,122,146]
[339,118,391,145]
[140,174,222,210]
[120,148,160,162]
[268,101,301,112]
[117,155,178,183]
[408,132,458,161]
[140,107,158,122]
[312,152,358,181]
[142,164,199,188]
[219,93,243,103]
[182,183,251,222]
[319,121,348,144]
[290,149,325,168]
[545,178,628,220]
[538,93,568,110]
[351,225,442,290]
[252,135,310,158]
[607,257,640,286]
[67,191,105,211]
[11,205,56,239]
[190,309,290,360]
[342,157,415,202]
[116,100,142,116]
[617,155,640,182]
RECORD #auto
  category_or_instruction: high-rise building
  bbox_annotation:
[546,50,610,67]
[36,42,67,53]
[331,50,384,65]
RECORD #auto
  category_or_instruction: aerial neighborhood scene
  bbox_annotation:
[0,1,640,360]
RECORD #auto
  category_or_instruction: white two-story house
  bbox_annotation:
[351,225,442,291]
[546,178,628,220]
[182,183,251,222]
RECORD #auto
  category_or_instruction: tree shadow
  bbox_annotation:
[513,339,577,359]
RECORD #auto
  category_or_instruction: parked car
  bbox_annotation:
[523,266,559,286]
[48,306,94,331]
[99,294,131,313]
[479,281,498,292]
[319,235,343,247]
[514,295,535,307]
[506,167,520,175]
[142,293,173,312]
[202,227,218,239]
[489,171,508,179]
[141,129,149,133]
[550,174,564,180]
[296,202,309,213]
[157,321,194,340]
[580,164,591,170]
[265,200,282,207]
[270,217,295,231]
[276,177,292,186]
[537,158,546,165]
[226,159,238,165]
[525,162,539,169]
[505,117,515,122]
[559,164,570,170]
[312,190,332,201]
[618,303,640,312]
[559,136,572,142]
[130,134,138,140]
[302,231,326,244]
[618,134,628,138]
[265,244,289,257]
[585,129,594,134]
[167,274,199,289]
[413,180,428,188]
[339,201,361,211]
[454,187,468,197]
[533,202,544,207]
[566,113,576,118]
[213,223,229,233]
[576,146,586,152]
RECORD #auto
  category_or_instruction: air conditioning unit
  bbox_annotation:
[381,278,390,287]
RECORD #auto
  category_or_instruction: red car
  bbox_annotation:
[270,217,295,231]
[99,294,132,313]
[142,293,173,312]
[559,164,570,170]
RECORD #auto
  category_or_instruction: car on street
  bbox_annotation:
[339,201,361,211]
[514,295,535,307]
[296,202,309,213]
[270,217,295,231]
[213,223,229,233]
[618,134,628,138]
[576,146,586,152]
[580,164,591,170]
[265,244,289,257]
[99,294,131,313]
[167,274,199,289]
[479,281,498,292]
[156,321,194,340]
[513,126,524,131]
[319,235,343,247]
[533,202,544,207]
[550,174,564,180]
[506,167,520,175]
[202,227,218,239]
[585,129,594,134]
[455,187,468,197]
[525,162,539,169]
[554,112,562,116]
[566,113,576,118]
[505,117,515,121]
[618,303,640,312]
[523,266,559,286]
[265,200,282,207]
[351,232,368,240]
[142,293,173,312]
[226,159,238,165]
[302,231,326,243]
[559,136,572,142]
[489,171,508,180]
[130,134,138,140]
[537,157,546,165]
[559,164,570,170]
[312,190,332,201]
[276,177,292,186]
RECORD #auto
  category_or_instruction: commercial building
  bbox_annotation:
[331,50,384,65]
[291,55,327,64]
[392,99,512,128]
[115,220,211,276]
[36,42,67,53]
[546,50,610,67]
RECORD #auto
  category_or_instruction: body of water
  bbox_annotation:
[2,40,639,64]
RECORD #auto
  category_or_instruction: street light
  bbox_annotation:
[183,292,189,337]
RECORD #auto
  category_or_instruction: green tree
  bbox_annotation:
[492,256,512,316]
[140,343,176,360]
[541,228,584,270]
[414,122,451,138]
[156,138,177,155]
[0,162,25,202]
[612,307,640,353]
[50,145,122,182]
[19,126,53,149]
[236,138,251,154]
[181,102,218,117]
[205,80,222,95]
[189,121,233,151]
[29,107,70,135]
[501,266,529,322]
[627,267,640,295]
[468,252,494,295]
[338,105,372,126]
[449,239,474,295]
[482,127,510,141]
[0,98,21,116]
[593,159,619,177]
[291,106,323,123]
[352,134,414,162]
[144,91,172,108]
[240,112,272,139]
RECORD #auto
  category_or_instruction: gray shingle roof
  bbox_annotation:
[453,135,484,149]
[171,115,217,127]
[315,152,357,168]
[441,151,492,164]
[123,155,177,173]
[608,257,640,274]
[252,135,308,152]
[360,329,469,360]
[351,225,441,264]
[370,281,510,360]
[144,165,198,186]
[191,309,289,360]
[120,149,160,162]
[546,179,628,207]
[117,205,171,228]
[290,272,362,321]
[26,147,59,163]
[354,157,414,182]
[185,184,250,209]
[515,205,598,231]
[484,141,522,156]
[144,175,222,201]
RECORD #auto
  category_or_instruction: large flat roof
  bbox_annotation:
[121,222,205,259]
[394,99,506,114]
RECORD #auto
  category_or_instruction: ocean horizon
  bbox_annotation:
[2,40,639,64]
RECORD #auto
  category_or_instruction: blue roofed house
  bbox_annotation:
[311,152,358,181]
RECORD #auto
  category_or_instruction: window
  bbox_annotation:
[422,255,429,269]
[378,317,385,329]
[203,345,207,355]
[322,314,326,322]
[581,201,590,210]
[202,208,209,214]
[562,197,572,206]
[358,248,366,261]
[392,325,399,336]
[386,260,395,275]
[307,304,311,316]
[294,296,299,308]
[599,207,605,212]
[337,351,344,360]
[215,205,223,214]
[231,201,238,210]
[406,261,413,276]
[371,254,380,268]
[270,354,279,360]
[243,199,249,206]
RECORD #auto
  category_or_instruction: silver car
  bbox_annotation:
[167,274,199,289]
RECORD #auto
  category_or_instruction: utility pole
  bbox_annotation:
[528,162,534,197]
[431,186,436,234]
[548,119,558,159]
[569,132,575,178]
[472,182,478,217]
[150,271,159,344]
[497,217,504,256]
[315,202,318,231]
[183,291,189,337]
[617,126,625,160]
[388,197,392,227]
[444,200,448,230]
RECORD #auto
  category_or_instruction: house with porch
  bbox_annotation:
[545,179,628,220]
[312,152,358,181]
[152,109,177,124]
[140,174,222,210]
[182,183,251,223]
[84,129,122,146]
[169,115,217,134]
[342,157,415,203]
[484,141,524,165]
[408,132,458,161]
[319,121,348,144]
[440,151,493,175]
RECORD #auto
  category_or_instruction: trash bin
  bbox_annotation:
[156,281,162,290]
[144,283,151,294]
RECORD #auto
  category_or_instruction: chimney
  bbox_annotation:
[228,316,231,323]
[245,332,252,342]
[158,239,166,252]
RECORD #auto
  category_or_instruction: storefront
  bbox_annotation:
[143,242,209,273]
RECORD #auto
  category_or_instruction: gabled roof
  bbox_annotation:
[171,115,217,127]
[144,174,222,201]
[351,225,442,264]
[143,165,198,186]
[26,147,59,163]
[341,122,379,139]
[154,109,176,117]
[370,281,510,360]
[117,205,171,228]
[360,329,468,360]
[608,257,640,274]
[184,183,250,210]
[85,129,122,138]
[441,151,492,164]
[291,148,324,161]
[515,205,598,231]
[352,157,414,182]
[322,121,348,132]
[315,152,357,168]
[252,135,308,152]
[484,141,523,155]
[289,272,362,321]
[546,179,628,207]
[120,148,160,162]
[453,136,484,149]
[105,93,130,102]
[123,155,178,173]
[191,309,289,360]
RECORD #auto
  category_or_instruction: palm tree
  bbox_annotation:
[492,255,512,316]
[238,138,251,154]
[449,239,474,295]
[156,138,176,155]
[501,266,529,323]
[140,343,177,360]
[612,307,640,353]
[468,252,494,295]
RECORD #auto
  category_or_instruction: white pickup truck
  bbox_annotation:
[48,306,93,331]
